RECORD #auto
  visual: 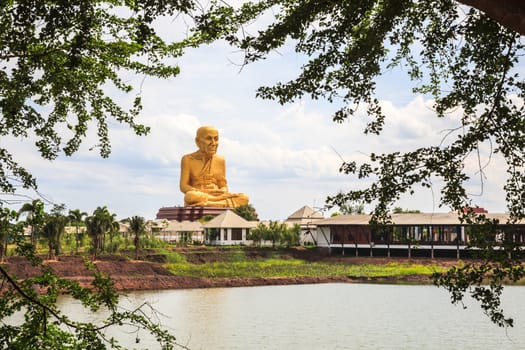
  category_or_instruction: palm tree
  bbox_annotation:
[128,216,146,260]
[85,216,99,259]
[85,206,113,259]
[19,199,45,248]
[108,214,119,252]
[41,205,67,260]
[0,208,18,262]
[68,209,87,253]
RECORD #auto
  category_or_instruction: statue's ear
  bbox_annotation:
[195,137,204,150]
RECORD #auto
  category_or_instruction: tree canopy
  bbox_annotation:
[194,0,525,327]
[2,0,525,336]
[0,2,200,348]
[0,0,195,198]
[128,215,146,259]
[196,0,525,222]
[234,204,259,221]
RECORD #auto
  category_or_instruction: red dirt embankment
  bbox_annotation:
[2,249,456,291]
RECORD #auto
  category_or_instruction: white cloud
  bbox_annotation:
[10,93,509,219]
[3,30,514,220]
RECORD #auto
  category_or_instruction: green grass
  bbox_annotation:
[157,249,187,264]
[165,259,446,279]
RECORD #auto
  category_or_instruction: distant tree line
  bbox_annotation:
[392,207,422,214]
[2,199,160,262]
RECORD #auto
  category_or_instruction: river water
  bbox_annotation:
[57,283,525,349]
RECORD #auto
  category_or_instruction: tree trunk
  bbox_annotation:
[54,232,61,257]
[31,227,36,250]
[134,234,140,260]
[92,236,98,260]
[75,226,80,253]
[458,0,525,36]
[48,241,55,260]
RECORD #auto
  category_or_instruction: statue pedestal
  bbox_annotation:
[156,206,232,221]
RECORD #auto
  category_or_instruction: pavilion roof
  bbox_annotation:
[202,210,257,229]
[316,213,523,226]
[287,205,324,220]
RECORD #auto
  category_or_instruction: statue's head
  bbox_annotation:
[195,126,219,156]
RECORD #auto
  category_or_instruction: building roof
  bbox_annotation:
[316,213,524,226]
[118,222,129,233]
[317,214,372,225]
[202,210,258,229]
[165,220,179,231]
[175,220,204,232]
[162,220,204,232]
[287,205,324,220]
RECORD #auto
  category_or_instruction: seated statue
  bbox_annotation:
[180,126,249,207]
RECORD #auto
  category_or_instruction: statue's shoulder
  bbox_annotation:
[182,151,201,161]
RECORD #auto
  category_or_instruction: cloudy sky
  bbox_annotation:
[3,11,513,220]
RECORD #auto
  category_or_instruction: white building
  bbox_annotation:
[313,212,525,258]
[284,205,324,245]
[156,220,204,244]
[203,210,257,245]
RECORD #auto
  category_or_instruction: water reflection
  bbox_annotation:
[58,284,525,349]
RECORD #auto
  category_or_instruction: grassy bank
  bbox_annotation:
[166,259,445,279]
[163,247,449,281]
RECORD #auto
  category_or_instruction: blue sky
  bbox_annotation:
[2,13,512,221]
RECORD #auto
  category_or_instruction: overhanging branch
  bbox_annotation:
[458,0,525,36]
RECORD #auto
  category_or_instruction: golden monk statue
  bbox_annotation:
[180,126,249,207]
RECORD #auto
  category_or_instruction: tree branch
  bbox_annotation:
[0,264,78,329]
[458,0,525,36]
